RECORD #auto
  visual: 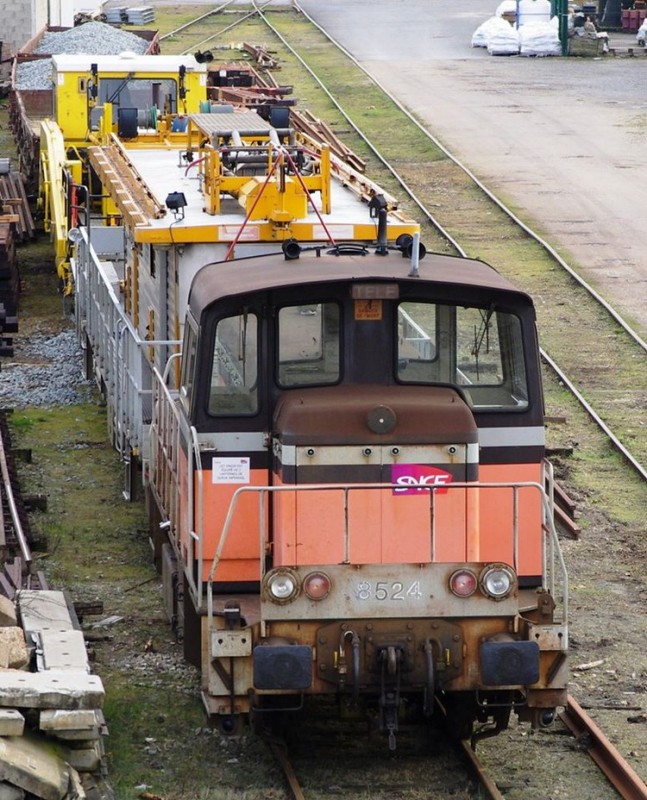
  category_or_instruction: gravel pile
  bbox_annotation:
[15,22,151,90]
[14,60,54,91]
[15,23,151,89]
[0,328,93,408]
[34,22,150,55]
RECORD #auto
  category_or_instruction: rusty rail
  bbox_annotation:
[0,413,31,569]
[458,739,506,800]
[265,736,306,800]
[560,696,647,800]
[433,695,506,799]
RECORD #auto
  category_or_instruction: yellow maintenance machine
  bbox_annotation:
[35,51,417,303]
[37,53,207,292]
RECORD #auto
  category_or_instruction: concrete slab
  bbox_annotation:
[60,741,102,773]
[67,768,86,800]
[39,709,101,740]
[38,631,89,673]
[0,710,24,737]
[0,782,25,800]
[39,709,99,732]
[0,671,104,710]
[0,734,70,800]
[17,592,74,636]
[48,727,100,741]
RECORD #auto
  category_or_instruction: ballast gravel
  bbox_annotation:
[34,22,151,55]
[15,22,151,89]
[0,328,93,408]
[13,60,54,91]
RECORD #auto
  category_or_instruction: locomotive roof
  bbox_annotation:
[188,249,534,317]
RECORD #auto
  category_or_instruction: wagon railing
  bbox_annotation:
[74,228,180,473]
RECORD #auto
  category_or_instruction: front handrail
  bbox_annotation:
[205,480,568,629]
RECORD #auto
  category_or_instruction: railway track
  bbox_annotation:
[266,695,647,799]
[262,708,507,800]
[153,5,647,797]
[560,697,647,800]
[161,0,647,478]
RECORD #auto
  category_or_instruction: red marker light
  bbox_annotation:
[303,571,331,601]
[449,569,478,598]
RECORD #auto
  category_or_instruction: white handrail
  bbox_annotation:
[205,480,568,626]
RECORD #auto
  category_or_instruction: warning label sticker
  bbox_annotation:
[212,457,251,484]
[354,299,383,320]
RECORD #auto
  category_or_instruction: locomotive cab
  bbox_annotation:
[149,246,568,743]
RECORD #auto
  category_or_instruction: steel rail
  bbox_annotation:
[252,0,463,255]
[541,350,647,481]
[433,696,506,799]
[0,413,32,568]
[249,1,647,484]
[180,1,276,56]
[266,719,505,800]
[560,696,647,800]
[265,736,306,800]
[159,0,238,42]
[458,740,506,800]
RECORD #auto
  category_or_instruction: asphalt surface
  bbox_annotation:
[298,0,647,339]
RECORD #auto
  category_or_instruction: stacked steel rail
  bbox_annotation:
[0,412,44,595]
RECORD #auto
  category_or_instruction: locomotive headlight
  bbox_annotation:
[303,571,331,600]
[479,565,516,600]
[449,569,478,598]
[264,569,300,604]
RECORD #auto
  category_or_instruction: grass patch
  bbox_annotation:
[12,404,149,586]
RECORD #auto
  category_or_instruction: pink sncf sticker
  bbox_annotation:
[391,464,453,495]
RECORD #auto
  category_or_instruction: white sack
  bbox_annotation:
[486,16,521,54]
[519,20,561,55]
[472,16,504,47]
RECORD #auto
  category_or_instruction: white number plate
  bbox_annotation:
[354,580,423,602]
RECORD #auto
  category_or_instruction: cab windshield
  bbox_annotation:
[397,301,528,409]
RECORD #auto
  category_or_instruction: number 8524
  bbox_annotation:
[355,580,423,602]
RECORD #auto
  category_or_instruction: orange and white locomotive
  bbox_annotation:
[59,56,567,743]
[148,247,568,744]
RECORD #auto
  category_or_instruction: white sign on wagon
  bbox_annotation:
[212,457,250,484]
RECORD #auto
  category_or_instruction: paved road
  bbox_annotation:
[299,0,647,338]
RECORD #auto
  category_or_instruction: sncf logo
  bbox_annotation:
[391,464,453,495]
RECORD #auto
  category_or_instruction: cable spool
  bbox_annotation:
[136,107,157,130]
